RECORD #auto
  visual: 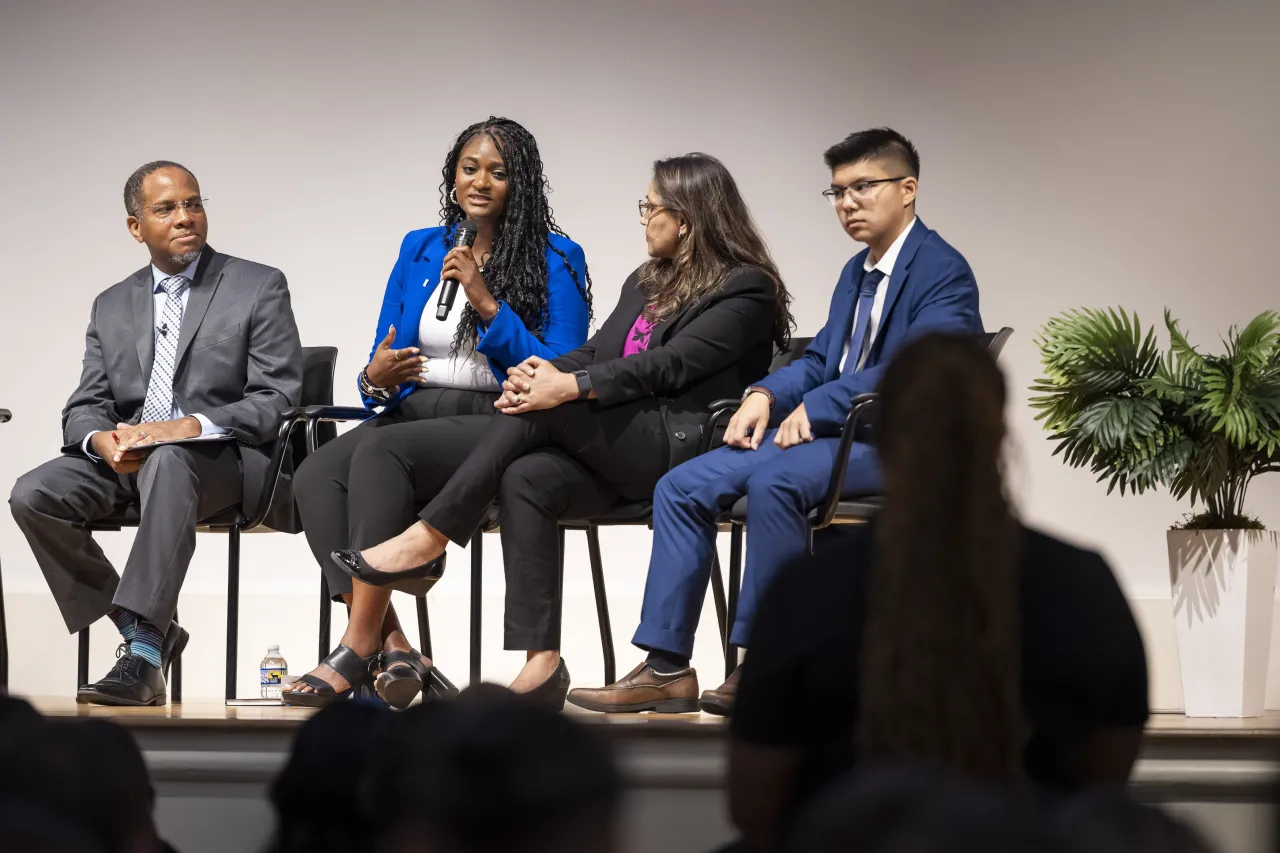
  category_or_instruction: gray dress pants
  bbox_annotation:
[8,442,242,632]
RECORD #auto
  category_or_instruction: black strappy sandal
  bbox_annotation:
[281,644,378,708]
[330,550,446,596]
[375,649,433,710]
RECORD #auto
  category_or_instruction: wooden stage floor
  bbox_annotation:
[22,696,1280,743]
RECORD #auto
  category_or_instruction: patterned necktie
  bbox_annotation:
[842,268,884,375]
[140,275,191,423]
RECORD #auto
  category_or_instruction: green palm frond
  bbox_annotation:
[1032,307,1280,528]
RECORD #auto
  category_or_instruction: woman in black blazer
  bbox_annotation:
[291,153,793,708]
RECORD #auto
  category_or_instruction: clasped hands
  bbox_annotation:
[495,356,578,415]
[90,416,201,474]
[724,392,812,451]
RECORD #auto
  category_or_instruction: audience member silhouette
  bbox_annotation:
[0,716,170,853]
[367,684,620,853]
[266,700,390,853]
[729,333,1149,851]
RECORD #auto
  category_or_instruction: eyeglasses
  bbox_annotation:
[145,198,208,220]
[821,178,907,207]
[638,200,666,221]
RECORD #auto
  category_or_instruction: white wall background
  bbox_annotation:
[1,0,1279,700]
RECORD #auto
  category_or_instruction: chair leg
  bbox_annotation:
[710,552,728,651]
[585,525,616,686]
[225,526,241,702]
[470,529,483,686]
[318,576,332,663]
[0,557,8,690]
[725,523,743,680]
[416,595,432,660]
[78,626,90,689]
[169,607,182,703]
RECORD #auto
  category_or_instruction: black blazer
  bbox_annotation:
[552,265,777,470]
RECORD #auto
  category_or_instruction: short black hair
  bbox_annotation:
[124,160,197,217]
[824,127,920,178]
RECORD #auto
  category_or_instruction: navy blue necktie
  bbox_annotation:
[842,268,884,375]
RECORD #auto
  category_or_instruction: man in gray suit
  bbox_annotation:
[8,161,302,706]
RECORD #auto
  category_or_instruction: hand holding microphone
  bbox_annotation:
[437,220,498,321]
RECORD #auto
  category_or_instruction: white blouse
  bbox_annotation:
[416,297,501,392]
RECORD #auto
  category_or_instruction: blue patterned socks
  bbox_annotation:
[108,607,137,644]
[131,620,165,669]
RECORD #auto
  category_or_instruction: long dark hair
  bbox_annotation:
[638,153,791,350]
[856,333,1025,782]
[438,117,592,353]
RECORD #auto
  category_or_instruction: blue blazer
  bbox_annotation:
[361,225,590,409]
[757,218,982,435]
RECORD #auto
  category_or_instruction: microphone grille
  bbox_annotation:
[455,220,479,247]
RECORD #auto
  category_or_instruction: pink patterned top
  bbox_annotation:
[623,312,656,357]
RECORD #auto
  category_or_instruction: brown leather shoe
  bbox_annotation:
[699,666,742,716]
[566,662,700,713]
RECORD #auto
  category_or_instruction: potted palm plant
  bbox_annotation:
[1032,308,1280,716]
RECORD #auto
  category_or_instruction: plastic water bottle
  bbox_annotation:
[260,645,287,700]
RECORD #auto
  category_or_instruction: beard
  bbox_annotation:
[168,245,203,268]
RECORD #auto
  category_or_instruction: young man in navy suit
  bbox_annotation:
[568,128,983,715]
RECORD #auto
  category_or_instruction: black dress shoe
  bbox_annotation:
[76,647,168,707]
[331,549,446,596]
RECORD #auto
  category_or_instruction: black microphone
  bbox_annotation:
[159,322,169,337]
[435,219,479,321]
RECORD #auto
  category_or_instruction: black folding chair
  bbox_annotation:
[75,346,342,702]
[0,407,11,690]
[507,336,816,686]
[712,327,1015,677]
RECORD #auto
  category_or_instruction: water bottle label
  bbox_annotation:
[261,666,283,686]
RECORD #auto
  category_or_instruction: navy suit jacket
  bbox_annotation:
[756,219,981,435]
[361,224,589,409]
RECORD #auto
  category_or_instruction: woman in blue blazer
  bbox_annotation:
[287,118,590,707]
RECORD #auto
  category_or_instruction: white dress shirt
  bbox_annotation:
[83,260,227,458]
[838,216,918,373]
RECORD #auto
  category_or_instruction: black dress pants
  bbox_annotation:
[419,399,671,650]
[293,388,499,600]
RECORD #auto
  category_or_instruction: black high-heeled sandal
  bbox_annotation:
[281,644,378,708]
[375,648,433,710]
[330,550,446,596]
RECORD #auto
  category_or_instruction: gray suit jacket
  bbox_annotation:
[61,245,304,531]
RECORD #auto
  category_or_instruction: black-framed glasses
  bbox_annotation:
[821,178,907,206]
[638,200,666,220]
[146,198,209,220]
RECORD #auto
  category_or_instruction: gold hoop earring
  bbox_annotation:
[450,188,458,205]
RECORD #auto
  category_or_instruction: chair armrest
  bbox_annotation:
[812,393,880,530]
[281,405,371,423]
[701,400,744,455]
[242,413,308,530]
[245,403,373,530]
[0,408,10,424]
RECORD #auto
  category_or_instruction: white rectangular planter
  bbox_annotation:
[1168,529,1279,717]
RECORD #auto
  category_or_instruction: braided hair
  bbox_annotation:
[856,334,1026,783]
[437,117,592,354]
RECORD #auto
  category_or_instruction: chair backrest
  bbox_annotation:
[770,336,813,373]
[983,327,1014,360]
[290,346,340,467]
